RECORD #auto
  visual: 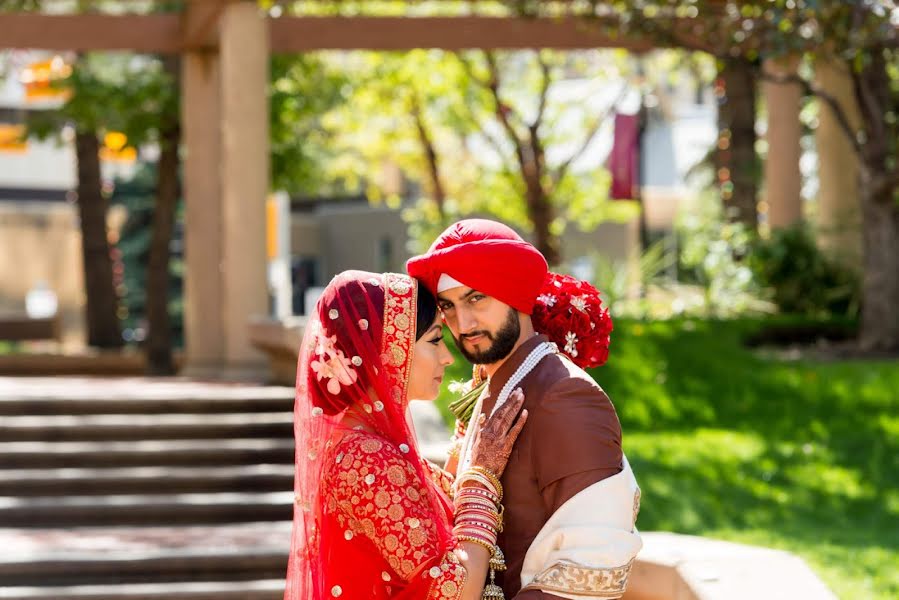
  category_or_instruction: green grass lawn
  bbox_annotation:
[434,318,899,599]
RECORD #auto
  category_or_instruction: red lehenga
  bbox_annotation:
[284,271,466,600]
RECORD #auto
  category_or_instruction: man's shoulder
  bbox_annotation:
[529,351,608,399]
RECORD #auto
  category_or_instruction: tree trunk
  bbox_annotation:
[145,56,181,375]
[857,180,899,351]
[75,130,123,348]
[717,58,759,230]
[852,49,899,351]
[523,131,560,266]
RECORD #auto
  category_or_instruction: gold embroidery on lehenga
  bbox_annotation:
[424,551,466,600]
[522,559,634,598]
[324,432,442,580]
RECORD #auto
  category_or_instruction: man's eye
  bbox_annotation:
[470,295,484,303]
[439,304,454,312]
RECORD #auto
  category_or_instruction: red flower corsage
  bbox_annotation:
[532,272,613,369]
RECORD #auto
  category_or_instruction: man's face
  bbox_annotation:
[436,286,520,365]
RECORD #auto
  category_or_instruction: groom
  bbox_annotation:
[407,219,641,599]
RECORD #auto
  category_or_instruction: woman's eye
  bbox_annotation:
[429,336,442,345]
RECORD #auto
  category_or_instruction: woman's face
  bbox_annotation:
[407,315,455,402]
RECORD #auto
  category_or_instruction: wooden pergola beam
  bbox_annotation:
[268,17,659,51]
[0,13,184,53]
[0,13,661,53]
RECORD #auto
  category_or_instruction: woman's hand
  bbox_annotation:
[468,388,528,478]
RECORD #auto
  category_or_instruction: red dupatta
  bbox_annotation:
[284,271,456,600]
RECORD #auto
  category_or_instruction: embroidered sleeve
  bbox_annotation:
[323,433,465,599]
[422,459,456,499]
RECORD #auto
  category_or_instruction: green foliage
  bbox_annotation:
[585,236,677,317]
[319,49,631,251]
[112,163,184,346]
[270,54,350,194]
[677,192,772,316]
[26,53,175,144]
[435,318,899,598]
[750,225,861,319]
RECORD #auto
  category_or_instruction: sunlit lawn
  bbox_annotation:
[435,317,898,599]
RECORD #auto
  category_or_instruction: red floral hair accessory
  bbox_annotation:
[532,272,613,369]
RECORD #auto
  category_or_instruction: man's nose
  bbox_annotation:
[456,308,477,334]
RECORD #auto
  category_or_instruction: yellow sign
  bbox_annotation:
[20,56,73,102]
[100,131,137,163]
[266,196,278,260]
[0,124,27,153]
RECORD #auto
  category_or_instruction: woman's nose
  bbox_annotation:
[440,344,455,366]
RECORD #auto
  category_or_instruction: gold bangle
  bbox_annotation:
[467,467,504,499]
[455,534,496,556]
[455,486,501,505]
[456,475,501,501]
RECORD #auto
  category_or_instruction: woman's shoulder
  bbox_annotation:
[326,430,419,483]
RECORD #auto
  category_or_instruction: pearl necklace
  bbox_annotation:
[489,341,557,417]
[457,340,557,479]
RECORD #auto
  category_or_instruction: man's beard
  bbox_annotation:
[454,308,520,365]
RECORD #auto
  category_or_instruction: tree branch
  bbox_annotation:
[759,69,863,159]
[461,51,529,175]
[533,50,552,130]
[410,92,446,219]
[552,83,628,187]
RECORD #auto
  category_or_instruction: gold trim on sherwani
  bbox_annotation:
[522,559,634,598]
[519,457,642,600]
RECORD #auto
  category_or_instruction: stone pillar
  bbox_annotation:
[762,56,802,229]
[218,0,270,378]
[181,0,269,379]
[182,50,225,377]
[814,59,863,266]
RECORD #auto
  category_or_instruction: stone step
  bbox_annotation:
[0,580,285,600]
[0,395,293,416]
[0,412,293,442]
[0,491,294,527]
[1,465,294,496]
[0,522,290,586]
[0,439,295,469]
[0,377,294,416]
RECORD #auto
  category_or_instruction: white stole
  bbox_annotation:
[520,456,643,599]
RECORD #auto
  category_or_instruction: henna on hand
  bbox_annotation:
[469,388,528,477]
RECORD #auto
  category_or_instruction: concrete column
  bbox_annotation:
[218,0,270,378]
[762,56,802,229]
[814,58,862,266]
[181,50,225,377]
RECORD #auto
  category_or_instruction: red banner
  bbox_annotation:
[607,112,640,200]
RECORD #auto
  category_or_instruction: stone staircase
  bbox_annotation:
[0,377,297,600]
[0,376,450,600]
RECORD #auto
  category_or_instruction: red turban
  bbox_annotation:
[406,219,548,315]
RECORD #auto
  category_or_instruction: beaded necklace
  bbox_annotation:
[458,340,557,475]
[488,341,557,418]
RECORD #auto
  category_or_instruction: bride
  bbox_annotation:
[284,271,527,600]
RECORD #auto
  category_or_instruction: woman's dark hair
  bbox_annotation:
[415,284,439,341]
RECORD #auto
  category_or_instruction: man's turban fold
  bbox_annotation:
[406,219,548,315]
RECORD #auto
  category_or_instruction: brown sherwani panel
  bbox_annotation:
[477,335,624,599]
